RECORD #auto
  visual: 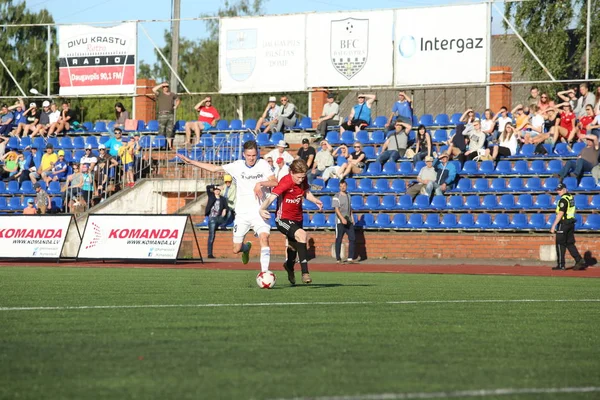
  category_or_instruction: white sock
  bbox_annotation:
[260,247,270,273]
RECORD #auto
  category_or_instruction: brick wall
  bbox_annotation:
[310,89,329,128]
[135,78,156,122]
[489,66,512,112]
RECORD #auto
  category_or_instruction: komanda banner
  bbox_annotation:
[219,15,306,94]
[394,4,488,85]
[58,23,136,95]
[77,215,187,260]
[306,10,393,87]
[0,215,71,259]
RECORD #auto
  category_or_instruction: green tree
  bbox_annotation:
[0,0,59,97]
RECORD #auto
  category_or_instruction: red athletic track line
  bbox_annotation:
[0,261,598,278]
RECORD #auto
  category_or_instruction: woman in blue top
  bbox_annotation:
[340,94,376,134]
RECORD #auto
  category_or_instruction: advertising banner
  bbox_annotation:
[77,215,188,260]
[219,15,306,94]
[306,11,394,87]
[394,4,488,85]
[0,215,72,259]
[58,23,136,95]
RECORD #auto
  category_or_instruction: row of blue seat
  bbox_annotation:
[0,196,63,211]
[5,134,169,152]
[0,180,63,196]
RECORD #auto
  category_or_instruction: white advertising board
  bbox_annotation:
[58,23,136,95]
[306,10,394,87]
[394,4,488,85]
[78,215,188,260]
[219,15,306,94]
[0,215,72,258]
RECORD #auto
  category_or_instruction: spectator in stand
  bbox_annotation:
[205,184,228,259]
[320,144,350,183]
[340,94,376,134]
[527,86,540,106]
[47,100,78,136]
[255,96,280,134]
[220,174,237,228]
[35,102,60,138]
[96,144,118,179]
[114,102,130,129]
[265,157,275,173]
[22,146,39,183]
[23,198,36,215]
[7,99,25,133]
[315,93,340,139]
[0,104,14,136]
[577,105,596,140]
[543,106,561,143]
[79,144,98,171]
[488,123,519,161]
[104,127,125,158]
[459,108,477,125]
[296,138,316,169]
[333,180,357,264]
[594,86,600,115]
[274,96,297,133]
[0,150,21,179]
[377,121,410,164]
[153,82,180,150]
[521,105,545,145]
[585,109,600,140]
[274,157,290,181]
[592,164,600,186]
[537,93,555,112]
[573,82,596,118]
[30,101,50,138]
[44,150,68,185]
[413,125,432,162]
[556,134,599,184]
[308,139,334,186]
[119,136,139,187]
[406,156,437,200]
[511,104,530,132]
[30,143,57,184]
[551,103,578,149]
[463,119,486,161]
[34,182,51,214]
[492,106,512,136]
[80,164,95,207]
[185,96,220,145]
[431,151,457,196]
[13,102,40,138]
[557,87,579,110]
[386,91,413,129]
[264,140,294,165]
[62,163,83,199]
[447,125,468,166]
[338,141,366,179]
[481,109,496,140]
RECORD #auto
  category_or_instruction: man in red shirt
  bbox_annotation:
[185,96,220,145]
[259,159,323,285]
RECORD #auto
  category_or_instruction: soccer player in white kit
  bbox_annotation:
[178,141,277,272]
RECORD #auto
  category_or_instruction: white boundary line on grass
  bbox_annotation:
[1,299,599,312]
[270,386,600,400]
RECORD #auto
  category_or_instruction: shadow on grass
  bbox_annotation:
[290,283,373,289]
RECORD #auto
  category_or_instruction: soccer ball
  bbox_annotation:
[256,271,276,289]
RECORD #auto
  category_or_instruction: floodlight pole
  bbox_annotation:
[585,0,591,80]
[170,0,181,93]
[47,25,52,96]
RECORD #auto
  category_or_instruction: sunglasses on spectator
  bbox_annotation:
[353,146,361,148]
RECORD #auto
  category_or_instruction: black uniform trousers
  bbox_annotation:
[555,219,582,268]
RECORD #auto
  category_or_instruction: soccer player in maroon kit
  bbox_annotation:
[259,159,323,285]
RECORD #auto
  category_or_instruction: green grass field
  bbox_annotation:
[1,267,599,400]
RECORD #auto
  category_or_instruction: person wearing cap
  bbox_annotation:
[23,198,37,215]
[34,182,51,214]
[550,183,585,270]
[30,101,52,138]
[556,134,599,185]
[274,95,297,133]
[315,93,341,139]
[274,157,290,182]
[264,140,294,165]
[185,96,220,145]
[79,144,98,171]
[47,100,78,136]
[205,183,229,259]
[377,121,411,165]
[220,174,237,228]
[340,93,376,134]
[296,138,316,169]
[406,155,437,200]
[0,103,14,136]
[30,143,57,184]
[430,151,457,196]
[308,139,334,186]
[255,96,280,134]
[44,150,68,185]
[152,82,180,150]
[386,91,413,129]
[13,102,40,138]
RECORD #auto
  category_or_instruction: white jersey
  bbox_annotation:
[222,159,274,216]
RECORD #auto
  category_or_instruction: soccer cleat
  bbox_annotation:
[241,242,252,265]
[552,266,565,271]
[301,273,312,284]
[573,259,586,271]
[283,262,296,285]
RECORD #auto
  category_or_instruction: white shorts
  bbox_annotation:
[232,213,271,243]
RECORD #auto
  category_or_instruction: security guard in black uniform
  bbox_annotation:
[550,183,585,271]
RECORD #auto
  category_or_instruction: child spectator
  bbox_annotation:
[23,198,37,215]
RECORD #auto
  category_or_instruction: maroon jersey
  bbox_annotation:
[272,173,308,222]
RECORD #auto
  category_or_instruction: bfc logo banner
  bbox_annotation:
[58,23,136,95]
[0,215,72,259]
[78,215,188,260]
[306,11,393,87]
[394,4,488,85]
[219,15,306,93]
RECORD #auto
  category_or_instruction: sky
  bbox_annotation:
[27,0,510,66]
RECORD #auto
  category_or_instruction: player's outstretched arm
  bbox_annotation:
[259,193,277,220]
[305,191,323,211]
[178,154,224,173]
[254,175,278,199]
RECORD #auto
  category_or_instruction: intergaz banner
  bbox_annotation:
[305,10,394,88]
[394,4,488,85]
[0,215,72,259]
[58,23,136,95]
[77,215,188,260]
[219,15,306,94]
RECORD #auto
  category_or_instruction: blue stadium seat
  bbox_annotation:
[72,137,85,150]
[370,179,387,193]
[20,181,35,195]
[0,181,5,195]
[8,197,22,211]
[529,160,546,175]
[478,161,495,175]
[374,213,392,228]
[93,121,107,133]
[356,130,371,145]
[572,142,586,155]
[196,216,209,227]
[554,143,570,156]
[345,178,357,192]
[365,195,381,210]
[82,121,93,132]
[214,120,229,132]
[380,195,396,210]
[510,214,529,230]
[324,178,340,193]
[303,198,318,211]
[382,162,397,175]
[472,178,489,192]
[516,194,534,209]
[413,195,430,210]
[373,116,387,128]
[450,113,463,125]
[256,133,270,147]
[583,214,600,231]
[490,178,507,192]
[299,117,314,132]
[6,181,19,195]
[461,161,478,175]
[492,214,510,230]
[525,177,542,192]
[457,214,475,229]
[310,214,327,228]
[398,162,414,176]
[213,133,228,146]
[528,214,548,230]
[18,136,31,151]
[546,160,562,174]
[47,137,60,150]
[85,136,99,149]
[199,135,213,147]
[475,214,492,229]
[139,135,153,149]
[562,177,578,191]
[390,179,405,193]
[534,194,554,210]
[482,194,498,210]
[432,130,448,143]
[325,131,340,145]
[424,214,441,229]
[32,136,45,150]
[391,214,407,229]
[340,130,354,145]
[495,161,512,175]
[519,144,535,157]
[396,194,414,210]
[229,119,242,131]
[465,195,482,210]
[434,113,450,127]
[51,197,63,211]
[356,214,375,228]
[578,177,596,191]
[326,214,337,228]
[146,120,159,133]
[351,195,365,211]
[243,119,257,130]
[440,214,458,229]
[320,196,332,211]
[431,195,447,210]
[370,130,385,145]
[407,213,424,229]
[511,160,528,175]
[419,114,434,127]
[589,194,600,209]
[362,146,376,160]
[574,194,588,211]
[241,132,255,143]
[455,179,473,193]
[270,132,284,145]
[152,135,167,149]
[448,195,465,210]
[499,194,516,209]
[412,161,425,175]
[508,178,524,192]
